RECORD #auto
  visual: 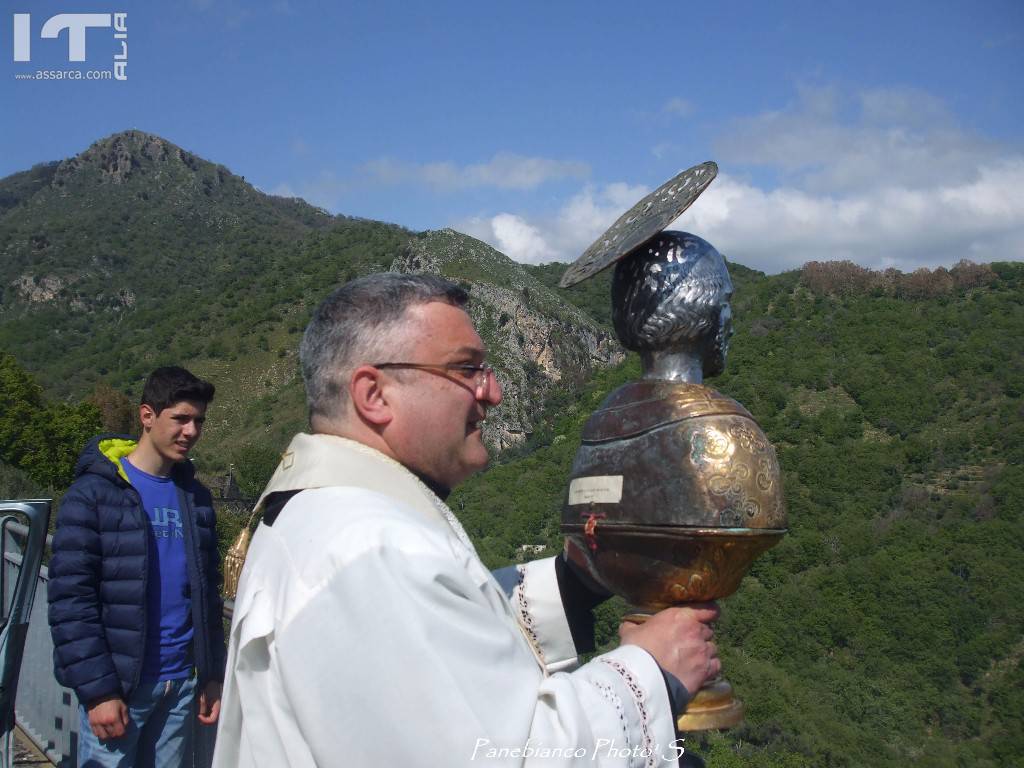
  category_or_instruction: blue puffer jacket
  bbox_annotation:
[47,434,226,706]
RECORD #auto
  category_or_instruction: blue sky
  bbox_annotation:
[3,0,1022,273]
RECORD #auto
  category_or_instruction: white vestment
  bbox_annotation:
[213,434,678,767]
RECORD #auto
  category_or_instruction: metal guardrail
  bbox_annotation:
[1,504,218,767]
[2,512,75,766]
[0,502,53,768]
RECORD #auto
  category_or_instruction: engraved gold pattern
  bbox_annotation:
[756,455,776,492]
[728,422,766,453]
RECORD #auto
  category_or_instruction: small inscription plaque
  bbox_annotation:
[568,475,624,505]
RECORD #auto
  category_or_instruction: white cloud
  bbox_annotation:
[678,160,1024,272]
[454,182,648,265]
[982,31,1022,49]
[715,84,1001,193]
[269,151,587,217]
[457,85,1024,273]
[651,142,678,159]
[268,171,349,210]
[489,214,557,263]
[363,152,588,191]
[664,97,695,117]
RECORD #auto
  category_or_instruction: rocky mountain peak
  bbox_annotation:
[51,130,214,188]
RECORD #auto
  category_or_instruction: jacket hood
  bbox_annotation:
[74,433,197,485]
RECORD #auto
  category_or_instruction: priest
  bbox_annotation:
[213,272,720,767]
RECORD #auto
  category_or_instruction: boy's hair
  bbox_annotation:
[140,366,215,414]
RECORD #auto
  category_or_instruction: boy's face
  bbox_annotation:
[139,399,207,464]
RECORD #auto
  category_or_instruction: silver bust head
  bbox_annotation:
[612,231,734,383]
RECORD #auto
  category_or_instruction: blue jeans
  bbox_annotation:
[78,675,196,768]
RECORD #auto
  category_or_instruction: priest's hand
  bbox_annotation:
[197,680,222,725]
[618,602,721,696]
[87,695,129,740]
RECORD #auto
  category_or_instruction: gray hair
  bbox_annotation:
[300,272,470,422]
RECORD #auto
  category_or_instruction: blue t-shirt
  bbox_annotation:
[120,458,194,681]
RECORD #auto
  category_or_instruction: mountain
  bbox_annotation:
[0,131,620,470]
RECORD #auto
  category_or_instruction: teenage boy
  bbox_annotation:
[48,366,226,767]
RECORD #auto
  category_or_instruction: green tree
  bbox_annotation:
[233,442,283,499]
[0,352,101,488]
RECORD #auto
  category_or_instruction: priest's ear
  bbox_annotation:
[348,365,394,427]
